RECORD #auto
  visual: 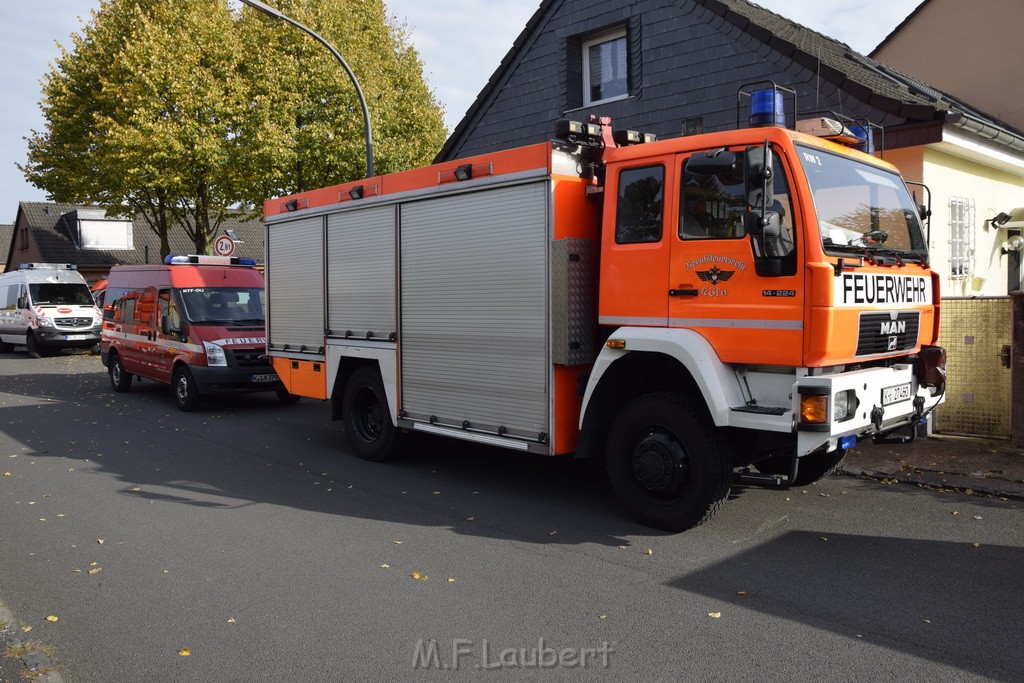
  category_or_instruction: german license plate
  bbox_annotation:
[250,373,279,383]
[881,382,912,405]
[65,334,89,341]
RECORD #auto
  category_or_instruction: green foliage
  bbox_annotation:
[22,0,447,257]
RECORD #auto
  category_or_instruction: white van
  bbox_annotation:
[0,263,103,357]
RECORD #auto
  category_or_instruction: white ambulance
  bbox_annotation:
[0,263,103,357]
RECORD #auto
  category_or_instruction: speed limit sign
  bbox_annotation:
[214,235,235,257]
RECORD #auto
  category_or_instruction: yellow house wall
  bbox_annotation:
[916,147,1024,297]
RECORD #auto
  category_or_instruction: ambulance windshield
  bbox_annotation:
[796,144,927,262]
[29,283,94,306]
[177,287,265,324]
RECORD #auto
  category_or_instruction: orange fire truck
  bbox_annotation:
[261,96,945,531]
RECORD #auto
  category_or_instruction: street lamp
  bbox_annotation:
[238,0,375,178]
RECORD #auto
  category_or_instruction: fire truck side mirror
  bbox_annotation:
[744,210,781,238]
[685,149,737,176]
[744,144,774,210]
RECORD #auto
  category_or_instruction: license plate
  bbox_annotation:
[65,334,89,341]
[250,373,279,383]
[881,382,912,405]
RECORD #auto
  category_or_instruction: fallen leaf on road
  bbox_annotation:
[973,515,983,520]
[46,616,58,622]
[972,543,981,548]
[393,540,403,545]
[952,511,959,516]
[22,626,31,633]
[411,571,428,581]
[737,591,748,597]
[708,612,721,618]
[130,487,141,492]
[88,568,102,575]
[380,564,390,569]
[227,618,236,624]
[90,562,98,566]
[3,472,10,476]
[549,530,558,536]
[447,578,455,583]
[97,539,105,544]
[645,548,653,555]
[178,648,190,657]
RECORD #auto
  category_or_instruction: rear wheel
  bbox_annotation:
[606,392,732,532]
[172,366,201,412]
[108,353,132,392]
[756,447,848,486]
[342,366,404,462]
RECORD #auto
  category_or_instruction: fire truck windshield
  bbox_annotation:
[177,287,265,325]
[796,144,927,261]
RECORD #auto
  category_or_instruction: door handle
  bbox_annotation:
[669,288,698,297]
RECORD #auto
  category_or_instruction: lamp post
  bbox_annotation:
[238,0,375,178]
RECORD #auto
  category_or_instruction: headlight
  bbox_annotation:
[204,342,227,367]
[36,317,54,328]
[834,389,858,422]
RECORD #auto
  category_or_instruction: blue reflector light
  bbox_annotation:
[839,434,857,450]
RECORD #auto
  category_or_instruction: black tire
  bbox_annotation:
[108,352,132,392]
[0,339,13,353]
[342,366,404,462]
[276,388,301,405]
[606,392,732,532]
[756,447,848,486]
[172,366,201,412]
[26,332,42,359]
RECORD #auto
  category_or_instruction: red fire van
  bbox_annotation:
[100,255,295,411]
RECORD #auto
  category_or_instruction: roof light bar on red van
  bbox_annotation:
[164,255,257,267]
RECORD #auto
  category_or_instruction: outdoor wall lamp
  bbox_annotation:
[238,0,375,179]
[991,212,1011,228]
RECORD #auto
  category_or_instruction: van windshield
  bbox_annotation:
[29,283,94,306]
[177,287,265,325]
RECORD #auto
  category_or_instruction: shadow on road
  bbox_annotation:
[670,529,1024,680]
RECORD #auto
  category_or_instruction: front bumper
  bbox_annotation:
[189,364,283,395]
[795,363,944,456]
[34,324,102,349]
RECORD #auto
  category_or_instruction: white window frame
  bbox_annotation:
[582,27,628,107]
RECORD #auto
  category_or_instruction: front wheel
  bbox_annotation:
[756,447,848,486]
[342,366,404,462]
[0,339,13,353]
[108,353,132,392]
[606,392,732,532]
[172,366,201,412]
[26,332,42,358]
[276,388,301,405]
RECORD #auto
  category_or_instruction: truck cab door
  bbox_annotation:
[150,288,180,383]
[598,158,676,328]
[669,147,805,366]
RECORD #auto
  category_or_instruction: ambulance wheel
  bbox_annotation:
[108,353,132,392]
[0,339,13,353]
[172,366,201,412]
[26,332,42,359]
[276,388,301,405]
[756,447,848,486]
[606,392,732,532]
[343,366,404,462]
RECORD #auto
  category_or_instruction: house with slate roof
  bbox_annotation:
[4,202,265,285]
[437,0,1024,296]
[0,225,12,272]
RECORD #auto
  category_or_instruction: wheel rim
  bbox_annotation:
[176,374,190,404]
[351,386,384,443]
[630,428,691,503]
[111,361,122,385]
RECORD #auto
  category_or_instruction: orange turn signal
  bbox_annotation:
[800,395,829,424]
[605,339,626,349]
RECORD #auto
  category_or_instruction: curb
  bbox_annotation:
[0,606,64,683]
[839,466,1024,502]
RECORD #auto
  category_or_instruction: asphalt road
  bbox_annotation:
[1,352,1022,682]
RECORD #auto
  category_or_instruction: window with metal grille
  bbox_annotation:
[948,197,975,280]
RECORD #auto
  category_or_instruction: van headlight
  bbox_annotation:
[36,317,54,328]
[204,342,227,367]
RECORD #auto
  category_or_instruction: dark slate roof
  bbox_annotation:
[0,225,13,264]
[8,202,264,268]
[437,0,1023,160]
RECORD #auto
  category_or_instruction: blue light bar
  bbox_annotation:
[164,254,256,266]
[749,89,784,127]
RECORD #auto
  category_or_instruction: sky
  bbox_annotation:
[0,0,924,224]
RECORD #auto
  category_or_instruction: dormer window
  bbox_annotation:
[583,27,628,106]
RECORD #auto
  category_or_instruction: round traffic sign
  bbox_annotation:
[214,235,235,257]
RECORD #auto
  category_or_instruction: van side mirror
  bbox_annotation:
[161,315,180,336]
[17,296,27,309]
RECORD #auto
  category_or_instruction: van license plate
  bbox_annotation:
[250,373,279,383]
[65,334,89,341]
[881,383,912,405]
